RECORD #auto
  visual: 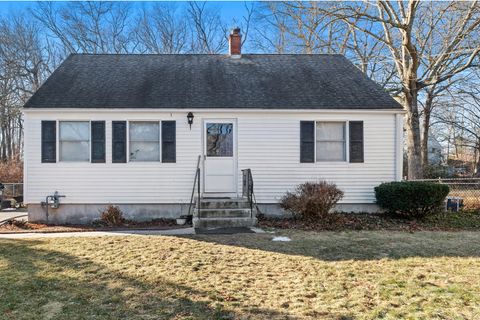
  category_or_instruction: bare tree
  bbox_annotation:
[32,2,137,54]
[306,1,480,179]
[0,15,52,161]
[253,2,398,90]
[187,2,228,54]
[134,3,188,54]
[251,2,289,53]
[434,73,480,176]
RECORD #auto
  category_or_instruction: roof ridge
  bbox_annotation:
[70,53,345,57]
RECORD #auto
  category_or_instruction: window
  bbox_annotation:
[316,122,346,161]
[59,121,90,161]
[129,121,160,161]
[206,123,233,157]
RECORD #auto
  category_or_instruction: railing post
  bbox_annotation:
[197,167,201,212]
[188,155,201,217]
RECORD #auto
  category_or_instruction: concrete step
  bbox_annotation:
[193,217,257,229]
[199,197,251,209]
[195,208,251,218]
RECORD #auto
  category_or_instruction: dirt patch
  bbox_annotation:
[0,218,188,234]
[41,301,64,320]
[258,210,480,232]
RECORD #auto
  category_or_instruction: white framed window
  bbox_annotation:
[316,122,346,161]
[59,121,90,162]
[129,121,160,161]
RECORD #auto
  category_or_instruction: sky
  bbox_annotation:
[0,1,251,22]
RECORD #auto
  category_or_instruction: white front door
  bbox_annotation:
[203,120,236,194]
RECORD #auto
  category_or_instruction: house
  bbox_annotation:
[23,28,404,226]
[428,136,444,166]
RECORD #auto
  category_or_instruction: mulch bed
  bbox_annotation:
[0,218,188,234]
[257,211,480,232]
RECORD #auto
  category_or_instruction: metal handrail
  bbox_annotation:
[242,169,255,218]
[188,155,201,217]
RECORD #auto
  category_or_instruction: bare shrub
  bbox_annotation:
[100,205,125,226]
[0,159,23,183]
[280,181,344,222]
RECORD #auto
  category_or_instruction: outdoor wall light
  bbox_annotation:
[187,112,194,130]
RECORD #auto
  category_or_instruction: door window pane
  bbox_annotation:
[129,122,160,161]
[59,121,90,162]
[206,123,233,157]
[316,122,346,161]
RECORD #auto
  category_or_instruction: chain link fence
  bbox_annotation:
[412,178,480,210]
[1,183,24,207]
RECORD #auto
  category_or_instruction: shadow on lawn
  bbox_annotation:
[0,240,295,320]
[182,230,480,261]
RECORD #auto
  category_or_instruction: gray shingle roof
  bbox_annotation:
[24,54,402,110]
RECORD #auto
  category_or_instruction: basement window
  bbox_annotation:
[316,122,346,161]
[59,121,90,162]
[129,121,160,161]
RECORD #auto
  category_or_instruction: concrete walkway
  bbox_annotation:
[0,209,28,223]
[0,227,196,239]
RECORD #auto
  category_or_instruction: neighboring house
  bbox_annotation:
[428,136,444,166]
[23,29,404,225]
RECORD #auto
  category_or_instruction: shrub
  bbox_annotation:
[100,205,125,226]
[0,159,23,183]
[280,181,344,222]
[375,181,449,218]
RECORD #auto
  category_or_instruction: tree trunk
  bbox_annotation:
[1,125,7,162]
[475,140,480,177]
[421,109,431,168]
[421,86,435,168]
[404,90,423,179]
[6,117,12,160]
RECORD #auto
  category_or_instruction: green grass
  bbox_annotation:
[423,210,480,230]
[1,231,480,319]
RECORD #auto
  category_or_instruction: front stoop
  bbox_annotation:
[192,197,257,230]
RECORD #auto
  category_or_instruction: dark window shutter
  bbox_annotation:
[349,121,364,163]
[41,121,56,163]
[162,121,176,163]
[300,121,315,163]
[91,121,105,163]
[112,121,126,163]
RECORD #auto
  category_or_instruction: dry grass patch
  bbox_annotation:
[0,231,480,319]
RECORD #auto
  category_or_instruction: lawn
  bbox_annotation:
[1,231,480,319]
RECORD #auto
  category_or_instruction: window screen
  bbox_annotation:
[316,122,346,161]
[59,121,90,162]
[129,122,160,161]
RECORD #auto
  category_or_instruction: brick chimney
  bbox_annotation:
[229,27,242,58]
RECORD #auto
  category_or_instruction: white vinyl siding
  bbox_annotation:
[23,110,402,205]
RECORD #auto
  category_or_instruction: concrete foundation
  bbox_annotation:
[28,202,381,225]
[256,203,381,216]
[28,203,188,225]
